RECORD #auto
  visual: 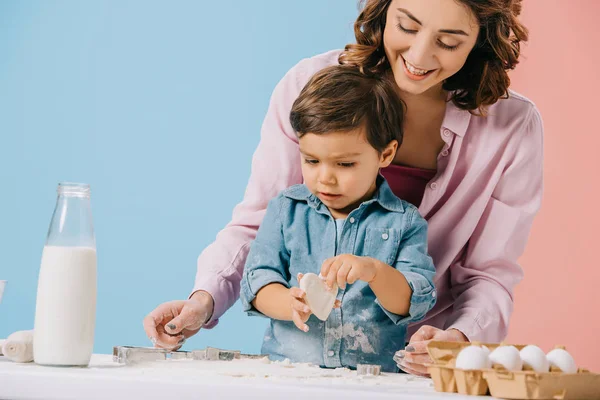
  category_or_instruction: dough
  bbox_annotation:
[299,273,338,321]
[2,330,34,363]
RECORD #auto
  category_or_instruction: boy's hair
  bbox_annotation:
[290,65,404,152]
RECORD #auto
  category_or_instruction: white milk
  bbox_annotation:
[33,245,97,366]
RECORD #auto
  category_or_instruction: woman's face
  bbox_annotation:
[383,0,480,96]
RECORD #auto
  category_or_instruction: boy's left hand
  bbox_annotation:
[320,254,379,290]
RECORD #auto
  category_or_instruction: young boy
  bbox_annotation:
[240,65,436,373]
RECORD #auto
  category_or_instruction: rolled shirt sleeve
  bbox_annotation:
[376,208,437,325]
[240,196,291,317]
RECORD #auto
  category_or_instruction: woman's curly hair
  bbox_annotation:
[339,0,528,115]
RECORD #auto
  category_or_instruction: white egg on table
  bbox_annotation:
[489,345,523,371]
[520,345,550,373]
[455,345,492,370]
[546,348,577,374]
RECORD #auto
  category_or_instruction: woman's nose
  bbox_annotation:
[404,34,434,69]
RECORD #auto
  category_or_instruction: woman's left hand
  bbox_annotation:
[396,326,469,376]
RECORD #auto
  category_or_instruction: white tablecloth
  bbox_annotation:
[0,354,492,400]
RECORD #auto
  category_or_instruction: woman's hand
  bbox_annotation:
[320,255,378,290]
[142,291,214,351]
[396,325,469,376]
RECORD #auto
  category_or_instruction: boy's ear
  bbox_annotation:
[380,140,398,168]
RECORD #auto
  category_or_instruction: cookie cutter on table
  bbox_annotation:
[113,346,269,365]
[357,364,382,376]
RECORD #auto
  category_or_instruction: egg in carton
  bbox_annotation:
[425,341,600,399]
[425,340,526,395]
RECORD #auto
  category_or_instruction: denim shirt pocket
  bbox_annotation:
[364,228,402,266]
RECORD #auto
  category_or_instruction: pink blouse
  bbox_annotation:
[193,50,544,343]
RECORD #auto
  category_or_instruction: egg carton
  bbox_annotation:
[425,341,600,399]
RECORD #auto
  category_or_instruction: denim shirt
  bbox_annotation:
[240,176,437,372]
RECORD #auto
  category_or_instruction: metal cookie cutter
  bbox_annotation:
[113,346,268,365]
[357,364,382,376]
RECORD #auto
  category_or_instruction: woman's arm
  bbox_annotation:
[446,105,544,342]
[192,53,340,328]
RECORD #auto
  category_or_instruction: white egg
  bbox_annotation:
[455,345,492,370]
[489,345,523,371]
[520,345,549,372]
[546,348,577,374]
[481,345,491,356]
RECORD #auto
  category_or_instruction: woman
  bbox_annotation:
[144,0,543,376]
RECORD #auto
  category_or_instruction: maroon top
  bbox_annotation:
[381,164,437,208]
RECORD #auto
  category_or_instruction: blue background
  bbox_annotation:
[0,1,357,354]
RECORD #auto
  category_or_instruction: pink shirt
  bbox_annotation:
[194,50,544,342]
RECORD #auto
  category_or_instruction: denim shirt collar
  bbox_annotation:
[282,174,405,214]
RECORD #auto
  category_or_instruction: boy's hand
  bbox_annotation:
[291,273,342,332]
[289,282,312,332]
[321,255,379,290]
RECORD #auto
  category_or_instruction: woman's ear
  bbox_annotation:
[379,140,398,168]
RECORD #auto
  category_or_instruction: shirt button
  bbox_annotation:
[442,129,451,137]
[441,150,449,157]
[430,182,438,190]
[432,290,437,299]
[327,350,335,357]
[349,217,355,223]
[381,233,389,240]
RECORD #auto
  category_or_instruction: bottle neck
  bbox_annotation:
[46,182,95,248]
[58,182,90,198]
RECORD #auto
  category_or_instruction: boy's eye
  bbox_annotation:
[339,162,355,168]
[304,159,318,165]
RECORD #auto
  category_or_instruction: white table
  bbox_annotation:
[0,354,493,400]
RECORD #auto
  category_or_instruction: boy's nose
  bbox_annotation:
[317,167,336,185]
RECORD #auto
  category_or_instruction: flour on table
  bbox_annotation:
[127,357,432,388]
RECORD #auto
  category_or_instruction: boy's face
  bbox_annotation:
[299,128,397,219]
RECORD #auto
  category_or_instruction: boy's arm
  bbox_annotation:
[239,196,292,318]
[251,283,293,321]
[376,208,437,325]
[369,261,413,316]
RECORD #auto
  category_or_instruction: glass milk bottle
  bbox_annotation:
[33,182,97,366]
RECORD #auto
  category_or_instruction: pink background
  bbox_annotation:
[508,1,600,370]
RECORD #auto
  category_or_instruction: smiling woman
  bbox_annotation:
[384,3,480,90]
[342,0,528,114]
[145,0,543,378]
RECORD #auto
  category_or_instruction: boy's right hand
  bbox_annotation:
[290,273,312,332]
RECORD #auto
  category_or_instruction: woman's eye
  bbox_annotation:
[397,23,417,34]
[438,40,459,51]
